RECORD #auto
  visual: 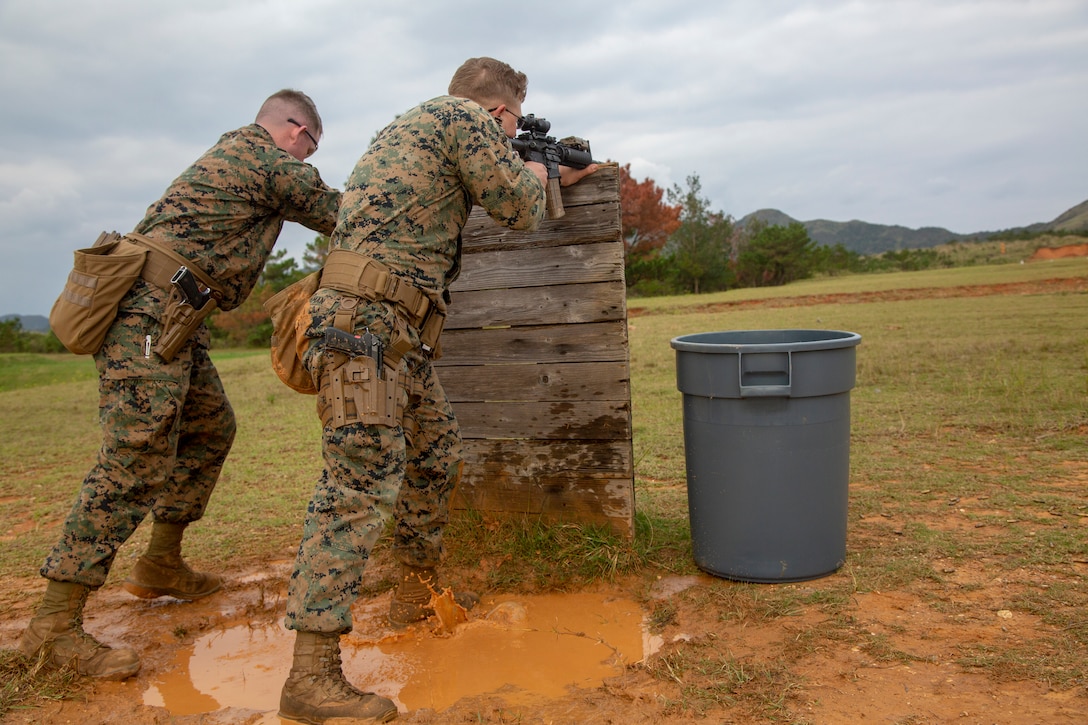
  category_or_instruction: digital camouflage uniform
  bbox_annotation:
[42,124,340,587]
[285,96,545,633]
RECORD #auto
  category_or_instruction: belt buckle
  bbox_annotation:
[384,274,400,301]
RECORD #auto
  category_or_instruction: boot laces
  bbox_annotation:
[318,645,368,698]
[68,610,108,653]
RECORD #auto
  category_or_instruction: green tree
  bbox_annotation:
[257,248,304,292]
[302,234,331,272]
[734,220,819,287]
[0,318,21,352]
[664,175,735,294]
[811,242,862,275]
[0,318,66,353]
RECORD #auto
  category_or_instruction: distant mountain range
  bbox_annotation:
[4,200,1086,326]
[2,313,49,332]
[740,198,1088,256]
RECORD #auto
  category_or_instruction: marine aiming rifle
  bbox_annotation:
[510,114,596,219]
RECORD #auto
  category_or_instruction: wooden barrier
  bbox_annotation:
[436,163,634,537]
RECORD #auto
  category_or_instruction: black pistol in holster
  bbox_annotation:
[153,265,218,362]
[510,114,596,220]
[171,266,213,311]
[320,327,400,429]
[324,327,384,377]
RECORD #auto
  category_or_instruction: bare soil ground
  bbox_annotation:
[4,523,1087,725]
[3,273,1086,724]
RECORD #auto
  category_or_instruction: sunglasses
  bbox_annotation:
[487,106,524,130]
[287,118,318,151]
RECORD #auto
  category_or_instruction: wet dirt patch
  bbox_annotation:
[142,590,651,716]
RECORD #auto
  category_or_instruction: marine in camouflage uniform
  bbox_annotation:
[284,92,547,636]
[277,58,597,725]
[20,90,339,682]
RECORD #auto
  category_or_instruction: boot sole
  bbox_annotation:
[277,705,398,724]
[22,643,141,681]
[84,661,142,681]
[122,580,222,601]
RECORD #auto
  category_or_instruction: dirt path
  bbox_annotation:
[629,275,1088,317]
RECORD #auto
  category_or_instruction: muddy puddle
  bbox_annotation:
[143,591,662,719]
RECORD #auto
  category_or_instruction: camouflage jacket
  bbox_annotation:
[329,95,545,302]
[131,124,340,312]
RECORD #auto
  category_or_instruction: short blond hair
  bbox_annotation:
[255,89,323,138]
[448,57,528,108]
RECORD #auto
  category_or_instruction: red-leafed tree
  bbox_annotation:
[619,163,681,261]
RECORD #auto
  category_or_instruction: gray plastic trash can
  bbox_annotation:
[670,329,861,582]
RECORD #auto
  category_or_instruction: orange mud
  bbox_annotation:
[140,590,649,717]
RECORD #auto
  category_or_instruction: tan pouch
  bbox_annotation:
[152,289,218,362]
[49,233,148,355]
[263,271,321,394]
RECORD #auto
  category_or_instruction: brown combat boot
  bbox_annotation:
[19,580,141,680]
[388,564,479,627]
[123,522,221,600]
[278,630,398,724]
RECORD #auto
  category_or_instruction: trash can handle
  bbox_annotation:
[738,350,793,397]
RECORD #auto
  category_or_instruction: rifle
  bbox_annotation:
[510,115,596,219]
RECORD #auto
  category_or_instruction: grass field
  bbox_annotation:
[1,257,1086,722]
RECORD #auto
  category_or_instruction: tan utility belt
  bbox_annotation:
[123,232,222,298]
[52,230,223,359]
[125,233,223,361]
[321,248,445,354]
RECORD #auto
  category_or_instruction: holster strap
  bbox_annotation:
[125,232,223,297]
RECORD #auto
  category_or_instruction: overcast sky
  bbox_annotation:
[2,0,1086,316]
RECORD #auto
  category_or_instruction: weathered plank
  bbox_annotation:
[462,201,621,253]
[452,241,624,293]
[439,361,629,403]
[446,281,626,329]
[462,164,622,253]
[455,477,634,536]
[460,439,633,479]
[456,437,634,535]
[557,163,620,207]
[453,399,630,440]
[438,320,628,366]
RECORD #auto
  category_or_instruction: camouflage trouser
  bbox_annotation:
[40,306,236,588]
[285,297,462,633]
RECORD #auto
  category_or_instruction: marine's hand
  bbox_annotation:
[559,163,599,187]
[525,160,549,188]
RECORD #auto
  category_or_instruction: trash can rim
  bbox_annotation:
[670,329,861,354]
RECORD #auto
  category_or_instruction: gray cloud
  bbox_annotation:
[2,0,1085,315]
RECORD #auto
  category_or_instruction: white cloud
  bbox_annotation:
[1,0,1086,314]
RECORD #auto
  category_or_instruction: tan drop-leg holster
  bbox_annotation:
[315,250,448,430]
